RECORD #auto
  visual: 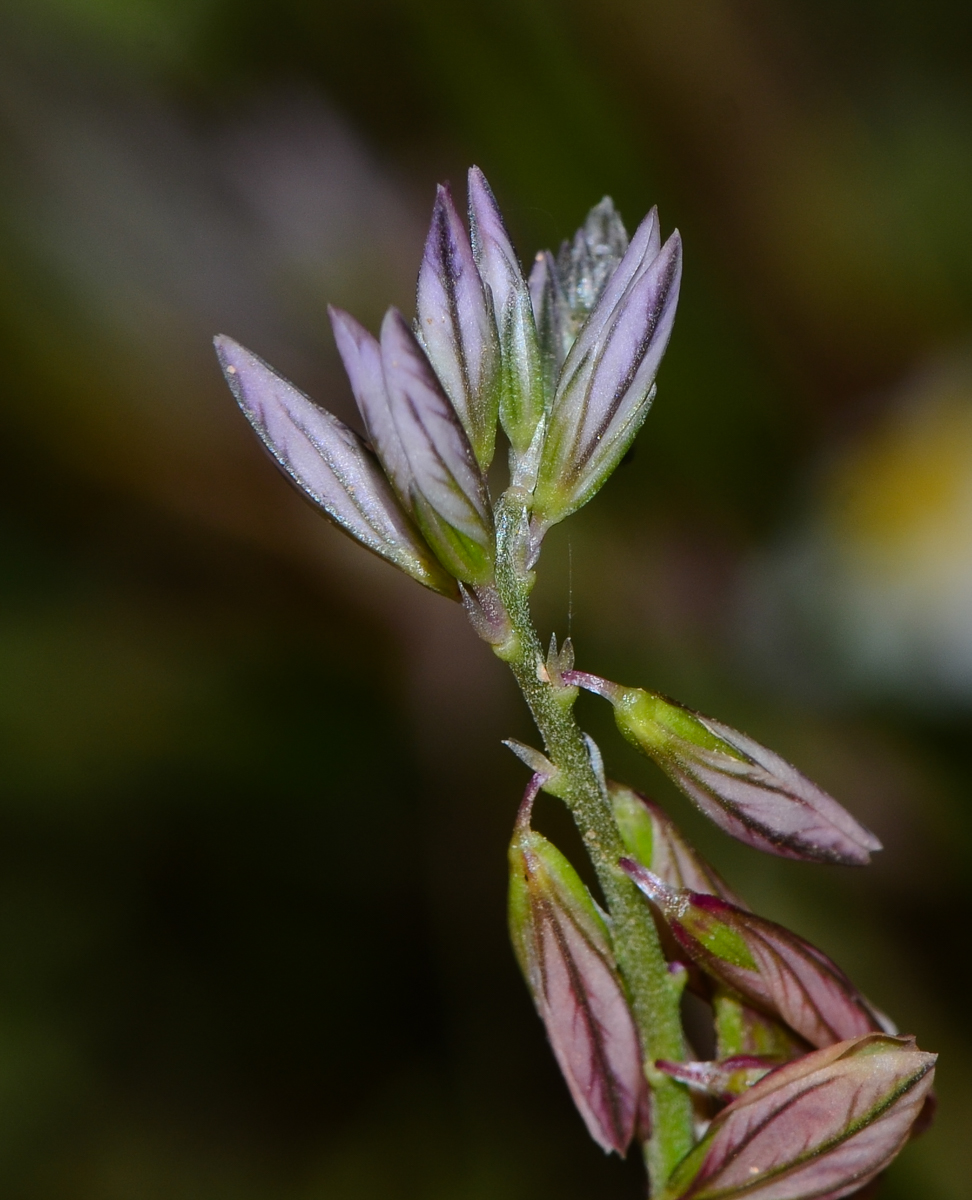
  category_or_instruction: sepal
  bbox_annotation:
[569,673,881,866]
[660,1034,936,1200]
[214,336,457,598]
[415,183,499,469]
[622,863,889,1050]
[509,776,645,1154]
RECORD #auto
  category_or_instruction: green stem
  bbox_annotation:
[491,494,694,1192]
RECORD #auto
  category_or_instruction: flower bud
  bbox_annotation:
[509,777,645,1155]
[557,196,631,336]
[713,992,804,1062]
[569,674,881,866]
[468,167,545,456]
[532,211,681,531]
[622,863,889,1050]
[416,183,499,469]
[214,335,457,598]
[379,308,495,585]
[608,782,742,905]
[661,1034,936,1200]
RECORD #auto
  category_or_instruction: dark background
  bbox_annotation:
[0,1,969,1196]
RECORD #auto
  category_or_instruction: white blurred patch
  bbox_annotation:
[743,356,972,707]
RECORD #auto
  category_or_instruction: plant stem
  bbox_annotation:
[492,494,694,1192]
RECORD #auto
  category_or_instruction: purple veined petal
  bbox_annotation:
[622,863,887,1050]
[467,167,545,455]
[214,336,457,598]
[534,224,681,528]
[509,778,645,1155]
[679,712,884,865]
[415,183,499,469]
[328,305,414,512]
[662,1034,936,1200]
[380,308,495,585]
[568,674,881,867]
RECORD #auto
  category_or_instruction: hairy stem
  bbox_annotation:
[492,493,694,1192]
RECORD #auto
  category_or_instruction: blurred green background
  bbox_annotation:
[0,1,970,1196]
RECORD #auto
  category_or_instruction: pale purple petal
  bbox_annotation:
[468,166,544,453]
[328,305,415,511]
[214,335,456,597]
[415,184,499,467]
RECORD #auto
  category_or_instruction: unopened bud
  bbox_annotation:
[532,211,681,532]
[569,673,881,866]
[509,777,645,1154]
[622,862,889,1051]
[661,1034,936,1200]
[214,335,458,598]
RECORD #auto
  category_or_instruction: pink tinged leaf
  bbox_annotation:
[467,167,544,454]
[622,863,887,1050]
[534,217,682,528]
[213,335,457,598]
[328,306,415,512]
[663,1034,937,1200]
[509,788,644,1155]
[379,308,495,586]
[415,184,499,469]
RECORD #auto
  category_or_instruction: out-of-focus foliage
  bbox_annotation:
[0,1,970,1196]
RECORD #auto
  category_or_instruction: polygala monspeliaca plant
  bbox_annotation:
[215,168,935,1197]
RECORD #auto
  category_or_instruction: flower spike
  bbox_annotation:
[416,183,500,469]
[214,335,457,598]
[509,776,645,1155]
[621,861,890,1050]
[379,308,495,585]
[468,167,545,456]
[660,1034,936,1200]
[568,672,881,866]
